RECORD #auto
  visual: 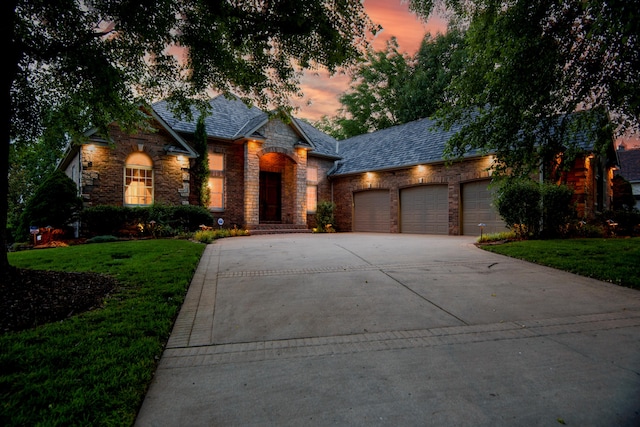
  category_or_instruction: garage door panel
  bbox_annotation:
[353,190,390,233]
[400,185,448,234]
[462,181,507,236]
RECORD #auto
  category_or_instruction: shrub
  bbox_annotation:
[17,170,83,241]
[82,204,213,237]
[81,205,130,236]
[600,209,640,236]
[494,179,541,239]
[314,201,336,233]
[541,183,575,238]
[192,226,249,243]
[477,230,518,243]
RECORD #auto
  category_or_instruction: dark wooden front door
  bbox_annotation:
[260,172,281,222]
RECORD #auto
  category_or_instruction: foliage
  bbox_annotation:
[2,240,204,425]
[81,204,213,237]
[476,230,517,243]
[314,201,336,233]
[7,137,66,243]
[495,178,576,238]
[16,170,83,242]
[409,0,636,178]
[193,226,249,243]
[482,238,640,289]
[599,209,640,236]
[191,114,210,207]
[611,175,637,211]
[541,183,575,238]
[494,179,542,239]
[3,0,375,274]
[316,29,466,139]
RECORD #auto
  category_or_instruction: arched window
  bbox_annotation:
[124,152,153,206]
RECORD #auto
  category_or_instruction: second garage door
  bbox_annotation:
[353,190,390,232]
[461,180,507,235]
[400,185,449,234]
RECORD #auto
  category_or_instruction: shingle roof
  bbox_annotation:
[152,95,267,140]
[329,111,611,176]
[293,118,340,159]
[330,117,467,176]
[152,95,340,158]
[618,149,640,182]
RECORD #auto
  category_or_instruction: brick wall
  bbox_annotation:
[306,156,335,228]
[79,123,189,207]
[330,157,494,234]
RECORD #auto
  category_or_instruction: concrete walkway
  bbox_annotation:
[136,233,640,426]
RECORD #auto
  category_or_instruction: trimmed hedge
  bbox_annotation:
[81,204,214,237]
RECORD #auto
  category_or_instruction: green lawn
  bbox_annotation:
[1,239,205,426]
[481,237,640,289]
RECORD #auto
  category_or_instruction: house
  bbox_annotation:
[616,147,640,202]
[59,95,617,236]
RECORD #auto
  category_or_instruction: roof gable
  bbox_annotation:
[152,95,268,140]
[618,149,640,182]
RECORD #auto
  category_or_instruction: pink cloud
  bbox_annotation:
[296,1,448,122]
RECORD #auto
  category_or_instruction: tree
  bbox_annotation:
[17,170,83,242]
[191,115,210,207]
[316,29,466,139]
[4,0,374,277]
[8,136,66,243]
[409,0,639,177]
[322,38,412,138]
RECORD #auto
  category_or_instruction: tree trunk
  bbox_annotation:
[2,1,20,278]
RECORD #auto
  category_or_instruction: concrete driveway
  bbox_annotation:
[136,233,640,426]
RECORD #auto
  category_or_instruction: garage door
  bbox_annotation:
[353,190,390,232]
[400,185,449,234]
[461,180,507,235]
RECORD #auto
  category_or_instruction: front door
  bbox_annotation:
[260,172,281,222]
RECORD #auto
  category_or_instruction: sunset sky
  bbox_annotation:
[294,0,448,122]
[291,1,637,147]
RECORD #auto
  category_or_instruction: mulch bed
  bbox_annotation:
[1,268,118,334]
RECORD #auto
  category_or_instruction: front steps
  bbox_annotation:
[248,223,312,235]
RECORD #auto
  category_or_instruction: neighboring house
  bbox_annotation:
[616,147,640,202]
[58,95,617,236]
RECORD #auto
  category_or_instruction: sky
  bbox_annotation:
[290,1,638,148]
[293,0,448,122]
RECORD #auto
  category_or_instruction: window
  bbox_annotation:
[208,177,224,210]
[306,165,318,213]
[124,152,153,206]
[209,152,224,171]
[208,152,224,210]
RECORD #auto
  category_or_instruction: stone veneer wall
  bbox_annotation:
[330,156,495,234]
[79,123,189,207]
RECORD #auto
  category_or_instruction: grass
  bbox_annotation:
[481,237,640,289]
[1,239,205,426]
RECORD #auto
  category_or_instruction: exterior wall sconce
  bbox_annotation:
[138,143,144,152]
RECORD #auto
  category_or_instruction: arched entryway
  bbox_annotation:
[259,152,297,224]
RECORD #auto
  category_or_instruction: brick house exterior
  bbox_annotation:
[58,110,197,209]
[59,95,617,236]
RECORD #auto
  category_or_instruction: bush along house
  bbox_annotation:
[58,95,618,236]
